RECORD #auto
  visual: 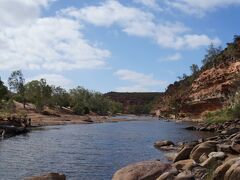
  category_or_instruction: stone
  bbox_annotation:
[199,153,208,163]
[154,140,174,148]
[200,156,222,168]
[217,144,233,153]
[24,173,66,180]
[231,140,240,153]
[213,157,240,180]
[175,170,194,180]
[190,141,217,163]
[185,126,197,131]
[208,151,226,160]
[224,160,240,180]
[192,166,207,179]
[174,145,194,162]
[112,160,171,180]
[174,159,196,171]
[156,168,178,180]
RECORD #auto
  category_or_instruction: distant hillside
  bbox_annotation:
[152,35,240,120]
[105,92,163,114]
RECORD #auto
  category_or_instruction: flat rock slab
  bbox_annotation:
[112,160,171,180]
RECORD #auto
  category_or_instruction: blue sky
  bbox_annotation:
[0,0,239,92]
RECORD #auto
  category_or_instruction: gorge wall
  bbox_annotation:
[153,36,240,120]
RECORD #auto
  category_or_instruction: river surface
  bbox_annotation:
[0,117,212,180]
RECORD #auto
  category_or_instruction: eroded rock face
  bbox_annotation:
[112,160,171,180]
[153,60,240,119]
[24,173,66,180]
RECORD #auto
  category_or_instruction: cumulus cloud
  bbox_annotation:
[0,1,111,71]
[0,0,52,27]
[27,74,73,88]
[62,0,221,49]
[165,0,240,16]
[114,69,166,92]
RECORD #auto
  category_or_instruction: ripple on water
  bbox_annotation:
[0,118,212,180]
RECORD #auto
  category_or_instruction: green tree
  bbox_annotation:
[25,79,52,111]
[190,64,199,75]
[202,44,222,68]
[0,78,8,100]
[51,86,70,108]
[8,70,26,108]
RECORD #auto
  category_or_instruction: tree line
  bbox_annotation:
[0,70,123,115]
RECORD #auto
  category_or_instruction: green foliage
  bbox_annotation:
[201,44,222,69]
[25,79,52,112]
[127,103,153,115]
[0,78,8,100]
[8,70,26,107]
[190,64,199,76]
[69,86,123,115]
[51,86,70,108]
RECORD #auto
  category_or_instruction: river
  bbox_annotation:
[0,117,212,180]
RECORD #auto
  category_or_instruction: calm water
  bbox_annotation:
[0,117,212,180]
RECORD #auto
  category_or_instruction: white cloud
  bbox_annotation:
[160,53,182,62]
[0,0,111,71]
[27,74,73,88]
[134,0,162,10]
[114,69,166,92]
[62,0,221,49]
[0,17,111,71]
[0,0,52,27]
[166,0,240,16]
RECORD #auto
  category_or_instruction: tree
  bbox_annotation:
[25,79,52,112]
[0,78,8,100]
[190,64,199,76]
[8,70,26,108]
[51,86,70,108]
[202,44,222,68]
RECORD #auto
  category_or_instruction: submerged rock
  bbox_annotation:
[24,172,66,180]
[112,160,171,180]
[154,140,174,148]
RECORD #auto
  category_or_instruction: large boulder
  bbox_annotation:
[174,145,194,162]
[24,173,66,180]
[174,159,196,171]
[190,141,217,163]
[112,160,171,180]
[213,157,240,180]
[175,170,194,180]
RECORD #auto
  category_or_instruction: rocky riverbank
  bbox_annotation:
[0,115,30,139]
[112,120,240,180]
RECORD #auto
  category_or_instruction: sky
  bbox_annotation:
[0,0,239,93]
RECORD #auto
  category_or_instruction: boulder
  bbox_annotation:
[224,160,240,180]
[175,170,194,180]
[156,168,178,180]
[213,157,240,180]
[174,145,194,162]
[112,160,171,180]
[231,140,240,153]
[24,173,66,180]
[200,156,222,168]
[208,151,226,160]
[174,159,196,171]
[154,140,174,148]
[199,153,208,163]
[190,141,217,163]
